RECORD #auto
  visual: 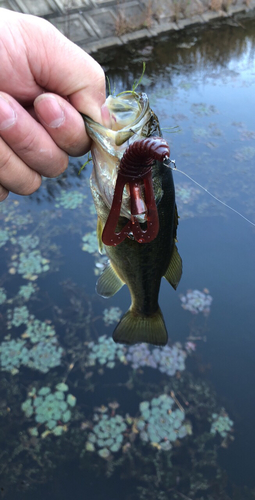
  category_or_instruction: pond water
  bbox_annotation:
[1,12,255,500]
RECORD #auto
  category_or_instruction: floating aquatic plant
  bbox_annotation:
[0,287,7,305]
[0,333,63,374]
[191,103,218,116]
[180,289,213,316]
[21,383,76,437]
[89,204,97,215]
[0,338,29,375]
[193,127,210,140]
[2,308,62,374]
[26,338,64,373]
[239,129,255,141]
[137,394,191,450]
[3,205,33,226]
[87,335,126,369]
[0,229,9,248]
[55,190,86,209]
[126,343,187,376]
[17,235,40,251]
[234,146,255,162]
[210,411,234,438]
[7,305,30,328]
[0,201,10,215]
[14,213,33,226]
[10,249,50,280]
[22,318,56,343]
[103,307,122,326]
[176,184,200,204]
[86,409,127,458]
[126,343,157,370]
[81,231,99,254]
[152,344,186,376]
[18,283,36,301]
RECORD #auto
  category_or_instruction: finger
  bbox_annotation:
[0,92,69,177]
[0,137,42,195]
[34,93,90,156]
[0,11,105,120]
[20,16,106,120]
[0,184,9,202]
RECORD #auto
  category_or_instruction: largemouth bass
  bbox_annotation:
[82,91,182,346]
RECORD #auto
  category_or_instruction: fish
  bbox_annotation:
[82,91,182,346]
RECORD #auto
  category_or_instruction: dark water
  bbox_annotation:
[1,12,255,500]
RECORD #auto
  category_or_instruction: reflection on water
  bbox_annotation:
[1,12,255,500]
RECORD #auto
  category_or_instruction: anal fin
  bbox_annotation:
[96,264,124,298]
[164,243,182,290]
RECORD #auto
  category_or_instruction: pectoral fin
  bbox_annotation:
[97,218,104,254]
[164,243,182,290]
[96,264,124,298]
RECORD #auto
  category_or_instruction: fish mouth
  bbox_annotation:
[85,91,150,147]
[83,92,154,218]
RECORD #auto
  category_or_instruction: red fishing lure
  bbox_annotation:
[102,136,170,246]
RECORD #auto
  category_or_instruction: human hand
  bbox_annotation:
[0,8,105,202]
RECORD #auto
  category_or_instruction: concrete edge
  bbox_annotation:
[84,3,255,54]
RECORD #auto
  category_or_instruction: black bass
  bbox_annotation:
[82,91,182,346]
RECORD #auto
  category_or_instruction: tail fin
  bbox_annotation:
[112,307,168,346]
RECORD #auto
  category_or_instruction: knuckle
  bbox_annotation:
[0,138,42,196]
[17,130,39,156]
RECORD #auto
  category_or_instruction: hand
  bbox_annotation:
[0,8,105,202]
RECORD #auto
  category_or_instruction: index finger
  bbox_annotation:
[25,17,106,121]
[4,10,106,122]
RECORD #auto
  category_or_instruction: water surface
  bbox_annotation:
[1,12,255,500]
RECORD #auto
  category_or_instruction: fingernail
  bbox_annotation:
[0,95,17,130]
[35,95,65,128]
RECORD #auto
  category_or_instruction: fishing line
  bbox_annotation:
[166,161,255,227]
